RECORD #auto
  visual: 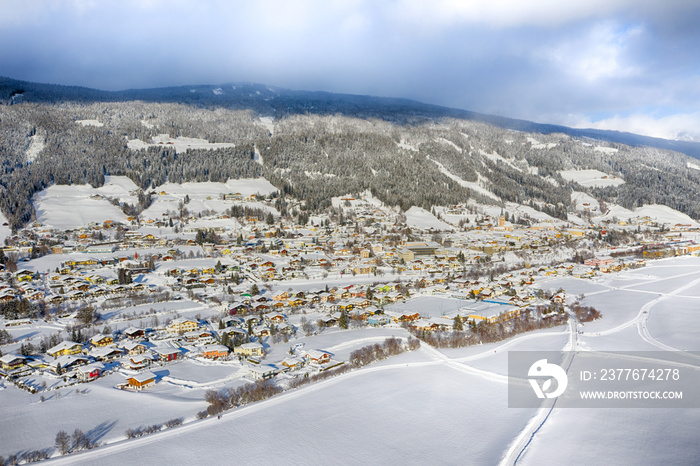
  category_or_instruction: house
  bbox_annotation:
[89,346,124,362]
[122,341,147,355]
[124,353,153,370]
[0,354,26,373]
[90,333,114,347]
[183,329,213,344]
[166,318,199,334]
[124,327,145,339]
[47,341,83,358]
[280,357,305,371]
[125,372,156,390]
[48,354,88,374]
[202,345,230,359]
[248,364,278,381]
[76,362,104,382]
[301,349,332,365]
[234,342,264,357]
[154,347,181,362]
[367,315,392,326]
[266,313,287,324]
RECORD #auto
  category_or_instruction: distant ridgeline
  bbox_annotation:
[1,76,700,230]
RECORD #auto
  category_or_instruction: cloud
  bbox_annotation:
[567,112,700,142]
[0,0,699,141]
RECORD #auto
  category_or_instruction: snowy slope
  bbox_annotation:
[404,206,454,231]
[33,185,128,229]
[560,169,625,187]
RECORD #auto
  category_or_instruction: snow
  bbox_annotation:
[593,204,699,227]
[126,134,236,153]
[404,206,454,231]
[479,149,523,172]
[25,134,45,163]
[594,146,619,154]
[396,140,418,152]
[560,169,625,187]
[521,408,700,465]
[95,176,140,204]
[428,157,500,201]
[0,211,12,242]
[571,191,601,213]
[44,352,538,466]
[3,254,700,462]
[33,184,128,229]
[435,137,463,153]
[331,191,386,209]
[257,116,275,135]
[212,88,223,95]
[526,137,557,150]
[76,119,104,127]
[142,178,277,220]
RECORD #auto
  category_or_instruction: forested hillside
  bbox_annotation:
[2,77,700,230]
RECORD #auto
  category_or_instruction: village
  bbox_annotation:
[1,184,700,416]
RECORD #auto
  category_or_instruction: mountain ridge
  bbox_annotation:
[2,76,699,159]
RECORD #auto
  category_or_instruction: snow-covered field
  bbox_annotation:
[142,179,278,220]
[34,185,128,230]
[593,204,699,227]
[404,206,454,231]
[560,169,625,187]
[126,135,235,153]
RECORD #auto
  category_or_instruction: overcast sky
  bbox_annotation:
[2,0,700,141]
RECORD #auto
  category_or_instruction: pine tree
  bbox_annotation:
[339,311,348,329]
[453,315,464,331]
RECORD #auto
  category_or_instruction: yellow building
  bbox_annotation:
[167,318,199,334]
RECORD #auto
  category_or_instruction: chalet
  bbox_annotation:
[302,349,332,365]
[90,346,124,362]
[49,354,88,374]
[367,315,392,326]
[47,341,83,358]
[266,312,287,324]
[124,372,156,390]
[229,303,249,314]
[124,353,152,370]
[166,318,199,334]
[252,325,271,337]
[386,310,420,323]
[280,356,304,371]
[90,333,114,347]
[183,329,213,344]
[76,362,104,382]
[319,315,338,327]
[122,341,147,355]
[154,347,181,362]
[234,342,264,357]
[124,327,145,339]
[272,291,290,301]
[248,364,278,381]
[201,345,230,359]
[276,322,295,335]
[222,327,248,346]
[0,354,26,373]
